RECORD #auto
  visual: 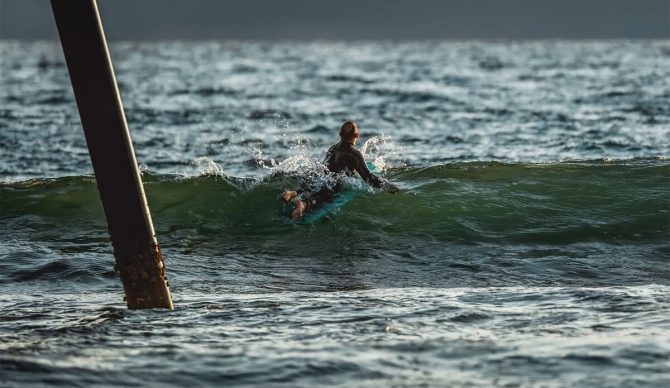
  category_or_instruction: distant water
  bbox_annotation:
[1,41,669,387]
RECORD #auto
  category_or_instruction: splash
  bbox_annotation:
[193,157,226,177]
[238,110,319,171]
[271,154,323,176]
[138,163,150,176]
[359,133,403,171]
[270,154,338,194]
[268,133,403,193]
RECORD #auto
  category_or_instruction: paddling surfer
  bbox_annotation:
[282,121,398,220]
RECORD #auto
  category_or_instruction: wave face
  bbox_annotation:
[2,159,668,288]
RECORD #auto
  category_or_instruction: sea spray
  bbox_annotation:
[359,133,404,172]
[193,157,227,177]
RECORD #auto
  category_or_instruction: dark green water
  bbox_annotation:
[2,159,669,288]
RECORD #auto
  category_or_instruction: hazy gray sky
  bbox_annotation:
[1,0,669,40]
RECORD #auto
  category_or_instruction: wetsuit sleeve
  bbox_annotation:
[353,150,395,190]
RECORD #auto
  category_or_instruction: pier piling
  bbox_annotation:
[50,0,173,309]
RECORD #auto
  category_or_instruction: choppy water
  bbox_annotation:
[1,41,670,386]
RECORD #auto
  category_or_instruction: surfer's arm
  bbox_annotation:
[353,153,398,192]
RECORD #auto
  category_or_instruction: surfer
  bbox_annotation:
[282,121,398,220]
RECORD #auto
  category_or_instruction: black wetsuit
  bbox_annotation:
[298,141,393,209]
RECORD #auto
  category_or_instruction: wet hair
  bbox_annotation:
[340,121,358,141]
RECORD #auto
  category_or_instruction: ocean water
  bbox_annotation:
[1,40,669,386]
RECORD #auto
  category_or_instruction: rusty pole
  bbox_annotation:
[50,0,173,309]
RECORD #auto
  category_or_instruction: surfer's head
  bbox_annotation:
[340,121,359,145]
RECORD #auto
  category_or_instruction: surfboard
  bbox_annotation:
[286,161,382,224]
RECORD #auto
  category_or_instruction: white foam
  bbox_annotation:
[193,157,226,177]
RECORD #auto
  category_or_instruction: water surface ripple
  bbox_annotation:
[1,41,669,387]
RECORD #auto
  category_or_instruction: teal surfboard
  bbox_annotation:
[289,161,382,224]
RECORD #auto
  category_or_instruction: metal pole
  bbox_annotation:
[50,0,173,309]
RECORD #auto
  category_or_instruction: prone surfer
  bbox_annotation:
[282,121,398,220]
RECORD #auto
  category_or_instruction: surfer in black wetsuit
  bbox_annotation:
[282,121,398,220]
